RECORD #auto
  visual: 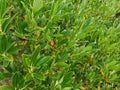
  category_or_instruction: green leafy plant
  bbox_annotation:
[0,0,120,90]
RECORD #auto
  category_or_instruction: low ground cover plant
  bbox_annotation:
[0,0,120,90]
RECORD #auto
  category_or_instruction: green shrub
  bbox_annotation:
[0,0,120,90]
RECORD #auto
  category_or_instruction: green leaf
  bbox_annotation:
[2,14,17,32]
[0,35,7,52]
[31,46,40,64]
[63,72,74,84]
[4,54,13,62]
[33,0,43,13]
[55,62,68,68]
[12,72,23,88]
[6,42,15,52]
[0,85,13,90]
[22,54,31,67]
[53,33,63,37]
[37,56,51,66]
[34,72,45,81]
[24,73,32,83]
[3,60,9,67]
[12,73,18,87]
[0,73,11,80]
[52,15,61,22]
[0,0,6,18]
[7,46,20,55]
[62,87,72,90]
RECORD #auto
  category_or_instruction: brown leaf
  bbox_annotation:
[0,78,11,86]
[48,39,56,47]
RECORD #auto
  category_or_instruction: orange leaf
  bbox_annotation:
[29,88,33,90]
[34,31,40,36]
[34,45,39,49]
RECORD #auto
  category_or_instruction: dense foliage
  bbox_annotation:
[0,0,120,90]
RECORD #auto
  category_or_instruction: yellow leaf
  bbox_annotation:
[80,86,86,90]
[9,26,14,30]
[100,69,105,77]
[9,54,14,62]
[23,15,27,19]
[97,85,101,90]
[20,40,28,46]
[115,87,119,90]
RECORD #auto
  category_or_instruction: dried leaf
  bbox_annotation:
[80,86,86,90]
[48,39,56,47]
